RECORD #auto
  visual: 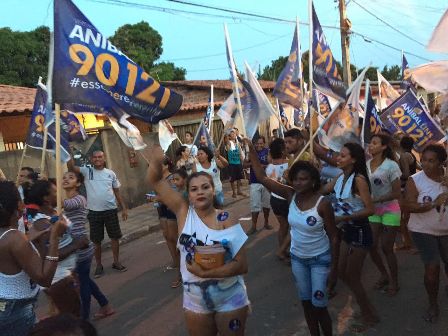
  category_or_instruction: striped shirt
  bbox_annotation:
[64,195,94,262]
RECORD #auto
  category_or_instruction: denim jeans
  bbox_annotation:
[75,256,108,319]
[290,250,331,308]
[0,297,36,336]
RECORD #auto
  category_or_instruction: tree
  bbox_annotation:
[381,65,401,81]
[150,62,186,81]
[110,21,186,81]
[0,26,50,87]
[258,56,287,81]
[110,21,162,71]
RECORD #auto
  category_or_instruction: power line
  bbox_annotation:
[351,0,426,47]
[93,0,433,63]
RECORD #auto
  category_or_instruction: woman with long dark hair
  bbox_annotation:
[147,145,250,335]
[321,142,377,332]
[367,134,402,296]
[404,144,448,323]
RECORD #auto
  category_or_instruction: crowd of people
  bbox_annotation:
[0,121,447,335]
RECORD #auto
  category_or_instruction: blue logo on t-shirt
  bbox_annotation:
[306,216,317,226]
[217,212,229,222]
[213,168,218,173]
[373,178,382,186]
[423,196,432,203]
[314,290,325,300]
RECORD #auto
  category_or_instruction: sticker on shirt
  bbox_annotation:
[314,290,325,300]
[213,168,218,173]
[229,319,241,331]
[306,216,317,226]
[422,196,433,203]
[373,178,383,186]
[217,212,229,222]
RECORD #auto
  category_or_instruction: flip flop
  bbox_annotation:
[171,279,182,289]
[93,310,116,320]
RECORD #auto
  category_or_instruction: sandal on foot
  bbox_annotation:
[232,193,237,198]
[264,224,273,230]
[171,278,182,289]
[374,278,389,290]
[94,309,116,320]
[112,263,127,272]
[247,228,257,235]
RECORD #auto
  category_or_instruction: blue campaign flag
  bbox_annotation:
[26,86,72,162]
[203,95,213,131]
[312,89,332,118]
[59,110,88,142]
[312,5,346,101]
[401,53,412,90]
[380,89,446,152]
[193,121,215,152]
[363,87,384,144]
[53,0,182,124]
[273,22,303,109]
[26,86,53,150]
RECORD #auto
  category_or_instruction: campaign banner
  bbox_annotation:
[203,93,214,131]
[312,89,331,119]
[217,94,237,126]
[312,5,346,101]
[401,53,412,90]
[380,89,446,152]
[53,0,182,124]
[26,86,53,150]
[363,86,383,144]
[377,70,400,110]
[274,22,303,109]
[158,120,177,153]
[193,121,215,152]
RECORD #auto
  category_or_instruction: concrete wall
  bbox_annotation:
[100,129,158,209]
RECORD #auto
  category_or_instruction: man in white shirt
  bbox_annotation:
[68,151,128,278]
[184,131,198,157]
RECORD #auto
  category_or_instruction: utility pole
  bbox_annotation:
[339,0,352,86]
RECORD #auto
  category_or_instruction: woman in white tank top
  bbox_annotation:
[0,181,67,336]
[404,144,448,323]
[147,145,250,335]
[247,140,339,336]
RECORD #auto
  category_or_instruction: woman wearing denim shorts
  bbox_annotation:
[322,143,378,333]
[404,144,448,323]
[248,141,339,335]
[0,181,67,336]
[148,146,250,335]
[367,134,402,296]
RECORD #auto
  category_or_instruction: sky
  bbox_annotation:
[1,0,446,80]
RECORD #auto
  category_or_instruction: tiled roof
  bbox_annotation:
[0,85,36,114]
[181,101,224,112]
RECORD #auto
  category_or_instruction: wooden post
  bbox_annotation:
[339,0,352,87]
[55,104,62,213]
[16,145,28,185]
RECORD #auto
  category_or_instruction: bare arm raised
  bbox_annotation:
[146,145,189,230]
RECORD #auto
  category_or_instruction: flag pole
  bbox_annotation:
[209,84,214,136]
[361,79,371,148]
[224,24,247,138]
[308,0,314,158]
[40,128,48,175]
[296,16,304,110]
[377,70,383,112]
[55,104,62,213]
[16,145,28,185]
[275,99,285,138]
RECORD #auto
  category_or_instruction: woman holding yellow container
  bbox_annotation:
[146,145,250,336]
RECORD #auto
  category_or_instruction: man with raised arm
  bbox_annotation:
[67,151,128,278]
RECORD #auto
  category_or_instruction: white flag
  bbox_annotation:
[427,10,448,53]
[217,94,237,126]
[409,61,448,93]
[158,119,177,153]
[108,114,147,151]
[377,70,400,110]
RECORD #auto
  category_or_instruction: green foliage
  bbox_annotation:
[258,56,288,81]
[110,21,163,71]
[0,26,50,87]
[381,65,401,81]
[150,62,186,81]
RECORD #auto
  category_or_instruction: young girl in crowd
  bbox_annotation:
[225,129,246,198]
[248,136,339,336]
[176,146,195,175]
[149,156,182,288]
[321,142,378,332]
[404,144,448,323]
[147,145,250,336]
[193,146,229,208]
[25,180,83,317]
[367,134,402,296]
[0,181,67,336]
[62,171,115,320]
[265,138,290,260]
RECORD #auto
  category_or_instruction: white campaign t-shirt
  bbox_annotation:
[265,163,289,200]
[80,166,121,211]
[367,158,402,204]
[185,144,198,157]
[195,160,223,192]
